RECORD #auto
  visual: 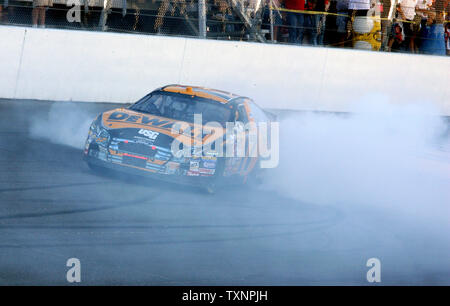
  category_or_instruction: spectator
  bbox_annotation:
[313,0,330,45]
[32,0,52,28]
[445,22,450,55]
[417,0,433,14]
[388,22,406,51]
[154,0,187,33]
[285,0,306,44]
[416,0,432,51]
[420,10,446,55]
[336,0,350,47]
[397,0,419,52]
[212,0,235,34]
[304,0,319,45]
[0,1,6,23]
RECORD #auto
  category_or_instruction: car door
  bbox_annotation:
[223,99,258,179]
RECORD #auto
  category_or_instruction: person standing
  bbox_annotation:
[388,22,406,51]
[415,0,432,51]
[304,0,319,45]
[397,0,419,52]
[32,0,53,28]
[420,9,446,55]
[445,22,450,55]
[0,0,7,23]
[336,0,350,47]
[285,0,306,44]
[314,0,330,45]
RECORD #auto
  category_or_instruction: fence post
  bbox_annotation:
[198,0,207,38]
[269,0,274,42]
[381,0,397,50]
[98,0,111,31]
[122,0,127,17]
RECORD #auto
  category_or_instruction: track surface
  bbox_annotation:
[0,99,449,285]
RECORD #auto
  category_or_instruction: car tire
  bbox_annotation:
[87,161,102,172]
[86,144,103,172]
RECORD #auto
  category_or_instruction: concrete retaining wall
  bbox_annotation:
[1,25,448,115]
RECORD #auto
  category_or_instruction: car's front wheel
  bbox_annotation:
[86,143,103,172]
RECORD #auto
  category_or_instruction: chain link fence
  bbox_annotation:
[0,0,448,55]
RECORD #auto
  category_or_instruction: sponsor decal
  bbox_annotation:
[98,152,107,161]
[202,160,216,169]
[166,161,180,175]
[189,160,199,171]
[186,170,200,176]
[108,112,175,129]
[133,137,153,145]
[138,129,159,140]
[106,111,203,140]
[204,151,219,157]
[201,155,217,160]
[96,137,108,144]
[199,168,215,175]
[167,161,180,169]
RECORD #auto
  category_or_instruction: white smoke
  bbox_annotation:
[29,102,95,148]
[263,95,450,226]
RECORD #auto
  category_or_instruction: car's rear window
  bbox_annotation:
[130,92,232,125]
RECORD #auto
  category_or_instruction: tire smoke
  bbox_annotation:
[263,95,450,225]
[29,102,96,148]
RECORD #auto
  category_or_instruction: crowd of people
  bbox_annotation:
[267,0,449,55]
[387,0,449,54]
[0,0,448,55]
[0,0,53,27]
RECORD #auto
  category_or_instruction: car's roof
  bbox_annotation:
[160,84,242,104]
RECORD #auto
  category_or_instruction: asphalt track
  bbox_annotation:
[0,99,449,285]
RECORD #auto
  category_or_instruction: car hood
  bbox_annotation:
[101,108,223,146]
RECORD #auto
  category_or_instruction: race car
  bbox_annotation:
[83,85,275,193]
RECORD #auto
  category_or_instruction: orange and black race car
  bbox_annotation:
[83,85,276,193]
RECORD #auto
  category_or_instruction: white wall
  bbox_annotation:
[1,25,449,115]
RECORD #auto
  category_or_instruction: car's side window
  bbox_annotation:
[132,93,152,107]
[236,103,249,124]
[247,99,268,122]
